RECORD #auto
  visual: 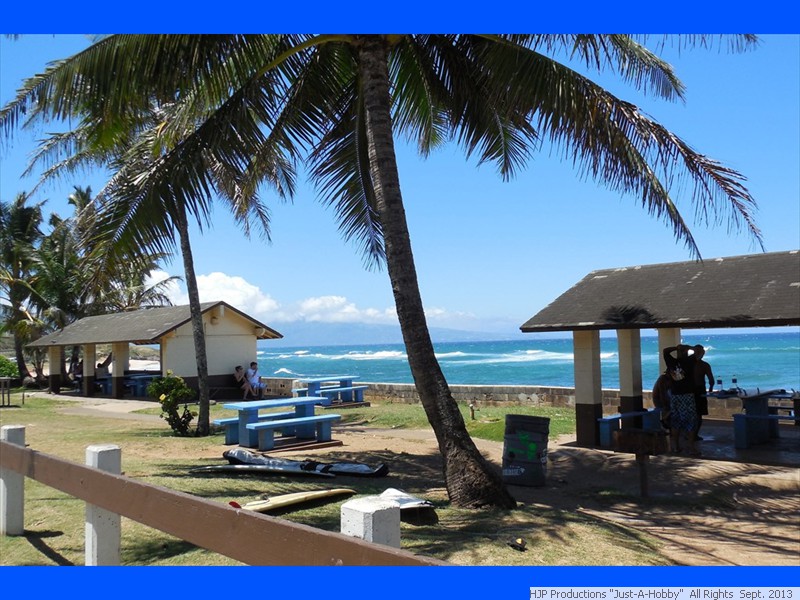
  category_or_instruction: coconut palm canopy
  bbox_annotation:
[0,34,764,508]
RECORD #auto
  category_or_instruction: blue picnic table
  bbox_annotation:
[125,373,159,397]
[293,375,367,405]
[710,388,799,448]
[96,376,112,395]
[222,397,323,448]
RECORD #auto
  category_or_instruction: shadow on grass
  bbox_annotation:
[22,530,74,566]
[123,538,201,565]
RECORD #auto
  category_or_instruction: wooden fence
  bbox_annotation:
[0,431,445,566]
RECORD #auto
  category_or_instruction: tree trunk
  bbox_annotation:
[174,207,211,435]
[10,286,32,379]
[13,331,30,379]
[356,36,516,509]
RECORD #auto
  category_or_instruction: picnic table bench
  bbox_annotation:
[213,411,296,445]
[246,413,342,451]
[293,375,367,406]
[733,410,797,449]
[222,397,326,448]
[316,385,369,405]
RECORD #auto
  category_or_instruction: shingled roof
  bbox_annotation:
[520,250,800,333]
[28,301,282,347]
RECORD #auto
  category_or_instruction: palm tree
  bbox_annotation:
[0,35,763,507]
[0,192,44,379]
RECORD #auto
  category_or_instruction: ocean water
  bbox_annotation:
[256,331,800,392]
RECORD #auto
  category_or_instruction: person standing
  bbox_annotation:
[662,344,699,456]
[651,369,674,448]
[692,344,715,440]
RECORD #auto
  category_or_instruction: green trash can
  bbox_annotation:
[502,415,550,487]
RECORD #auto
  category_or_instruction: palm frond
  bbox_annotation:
[451,36,762,256]
[299,45,385,268]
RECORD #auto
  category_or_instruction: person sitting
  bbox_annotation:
[245,361,267,399]
[234,365,256,400]
[95,353,113,378]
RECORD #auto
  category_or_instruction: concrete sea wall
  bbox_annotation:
[362,382,745,418]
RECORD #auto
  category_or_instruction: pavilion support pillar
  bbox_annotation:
[617,329,643,414]
[657,328,681,373]
[83,345,97,397]
[618,329,644,430]
[111,343,129,399]
[573,330,603,448]
[47,346,61,394]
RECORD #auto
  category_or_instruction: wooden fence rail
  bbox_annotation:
[0,433,445,566]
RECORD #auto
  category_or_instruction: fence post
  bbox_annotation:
[0,425,26,536]
[85,444,121,566]
[340,497,401,548]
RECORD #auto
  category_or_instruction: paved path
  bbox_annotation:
[26,390,161,421]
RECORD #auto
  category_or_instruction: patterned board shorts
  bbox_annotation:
[670,393,699,433]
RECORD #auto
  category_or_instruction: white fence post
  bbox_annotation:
[1,425,26,536]
[85,444,121,566]
[340,497,401,548]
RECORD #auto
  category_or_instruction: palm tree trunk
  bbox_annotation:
[12,331,31,380]
[357,36,516,509]
[174,207,211,435]
[10,288,32,379]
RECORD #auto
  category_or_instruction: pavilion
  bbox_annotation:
[520,250,800,447]
[28,301,282,398]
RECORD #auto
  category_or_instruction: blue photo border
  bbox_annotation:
[2,4,798,594]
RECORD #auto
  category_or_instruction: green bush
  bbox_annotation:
[147,371,197,436]
[0,355,20,378]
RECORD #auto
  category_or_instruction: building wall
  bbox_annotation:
[161,309,260,379]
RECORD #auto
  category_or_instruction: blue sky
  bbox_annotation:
[2,34,799,337]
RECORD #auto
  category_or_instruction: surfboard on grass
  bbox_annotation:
[229,488,356,513]
[222,448,389,477]
[189,464,336,478]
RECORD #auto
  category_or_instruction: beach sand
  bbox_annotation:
[35,358,160,376]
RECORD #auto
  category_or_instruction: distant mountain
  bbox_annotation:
[266,321,526,347]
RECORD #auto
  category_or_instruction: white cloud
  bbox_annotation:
[155,269,496,330]
[295,295,397,324]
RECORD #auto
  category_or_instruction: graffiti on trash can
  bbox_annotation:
[508,431,539,460]
[503,466,526,477]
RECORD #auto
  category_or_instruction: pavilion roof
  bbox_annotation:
[28,301,282,347]
[520,250,800,333]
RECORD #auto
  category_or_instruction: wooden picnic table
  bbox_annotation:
[222,397,323,448]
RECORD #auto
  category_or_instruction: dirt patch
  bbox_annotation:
[303,423,800,566]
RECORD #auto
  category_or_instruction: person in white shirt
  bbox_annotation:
[245,361,266,399]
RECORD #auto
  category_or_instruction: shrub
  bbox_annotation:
[147,371,197,436]
[0,355,20,378]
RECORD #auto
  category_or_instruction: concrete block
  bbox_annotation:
[340,497,401,548]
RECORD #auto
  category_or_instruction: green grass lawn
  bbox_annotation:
[0,391,674,567]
